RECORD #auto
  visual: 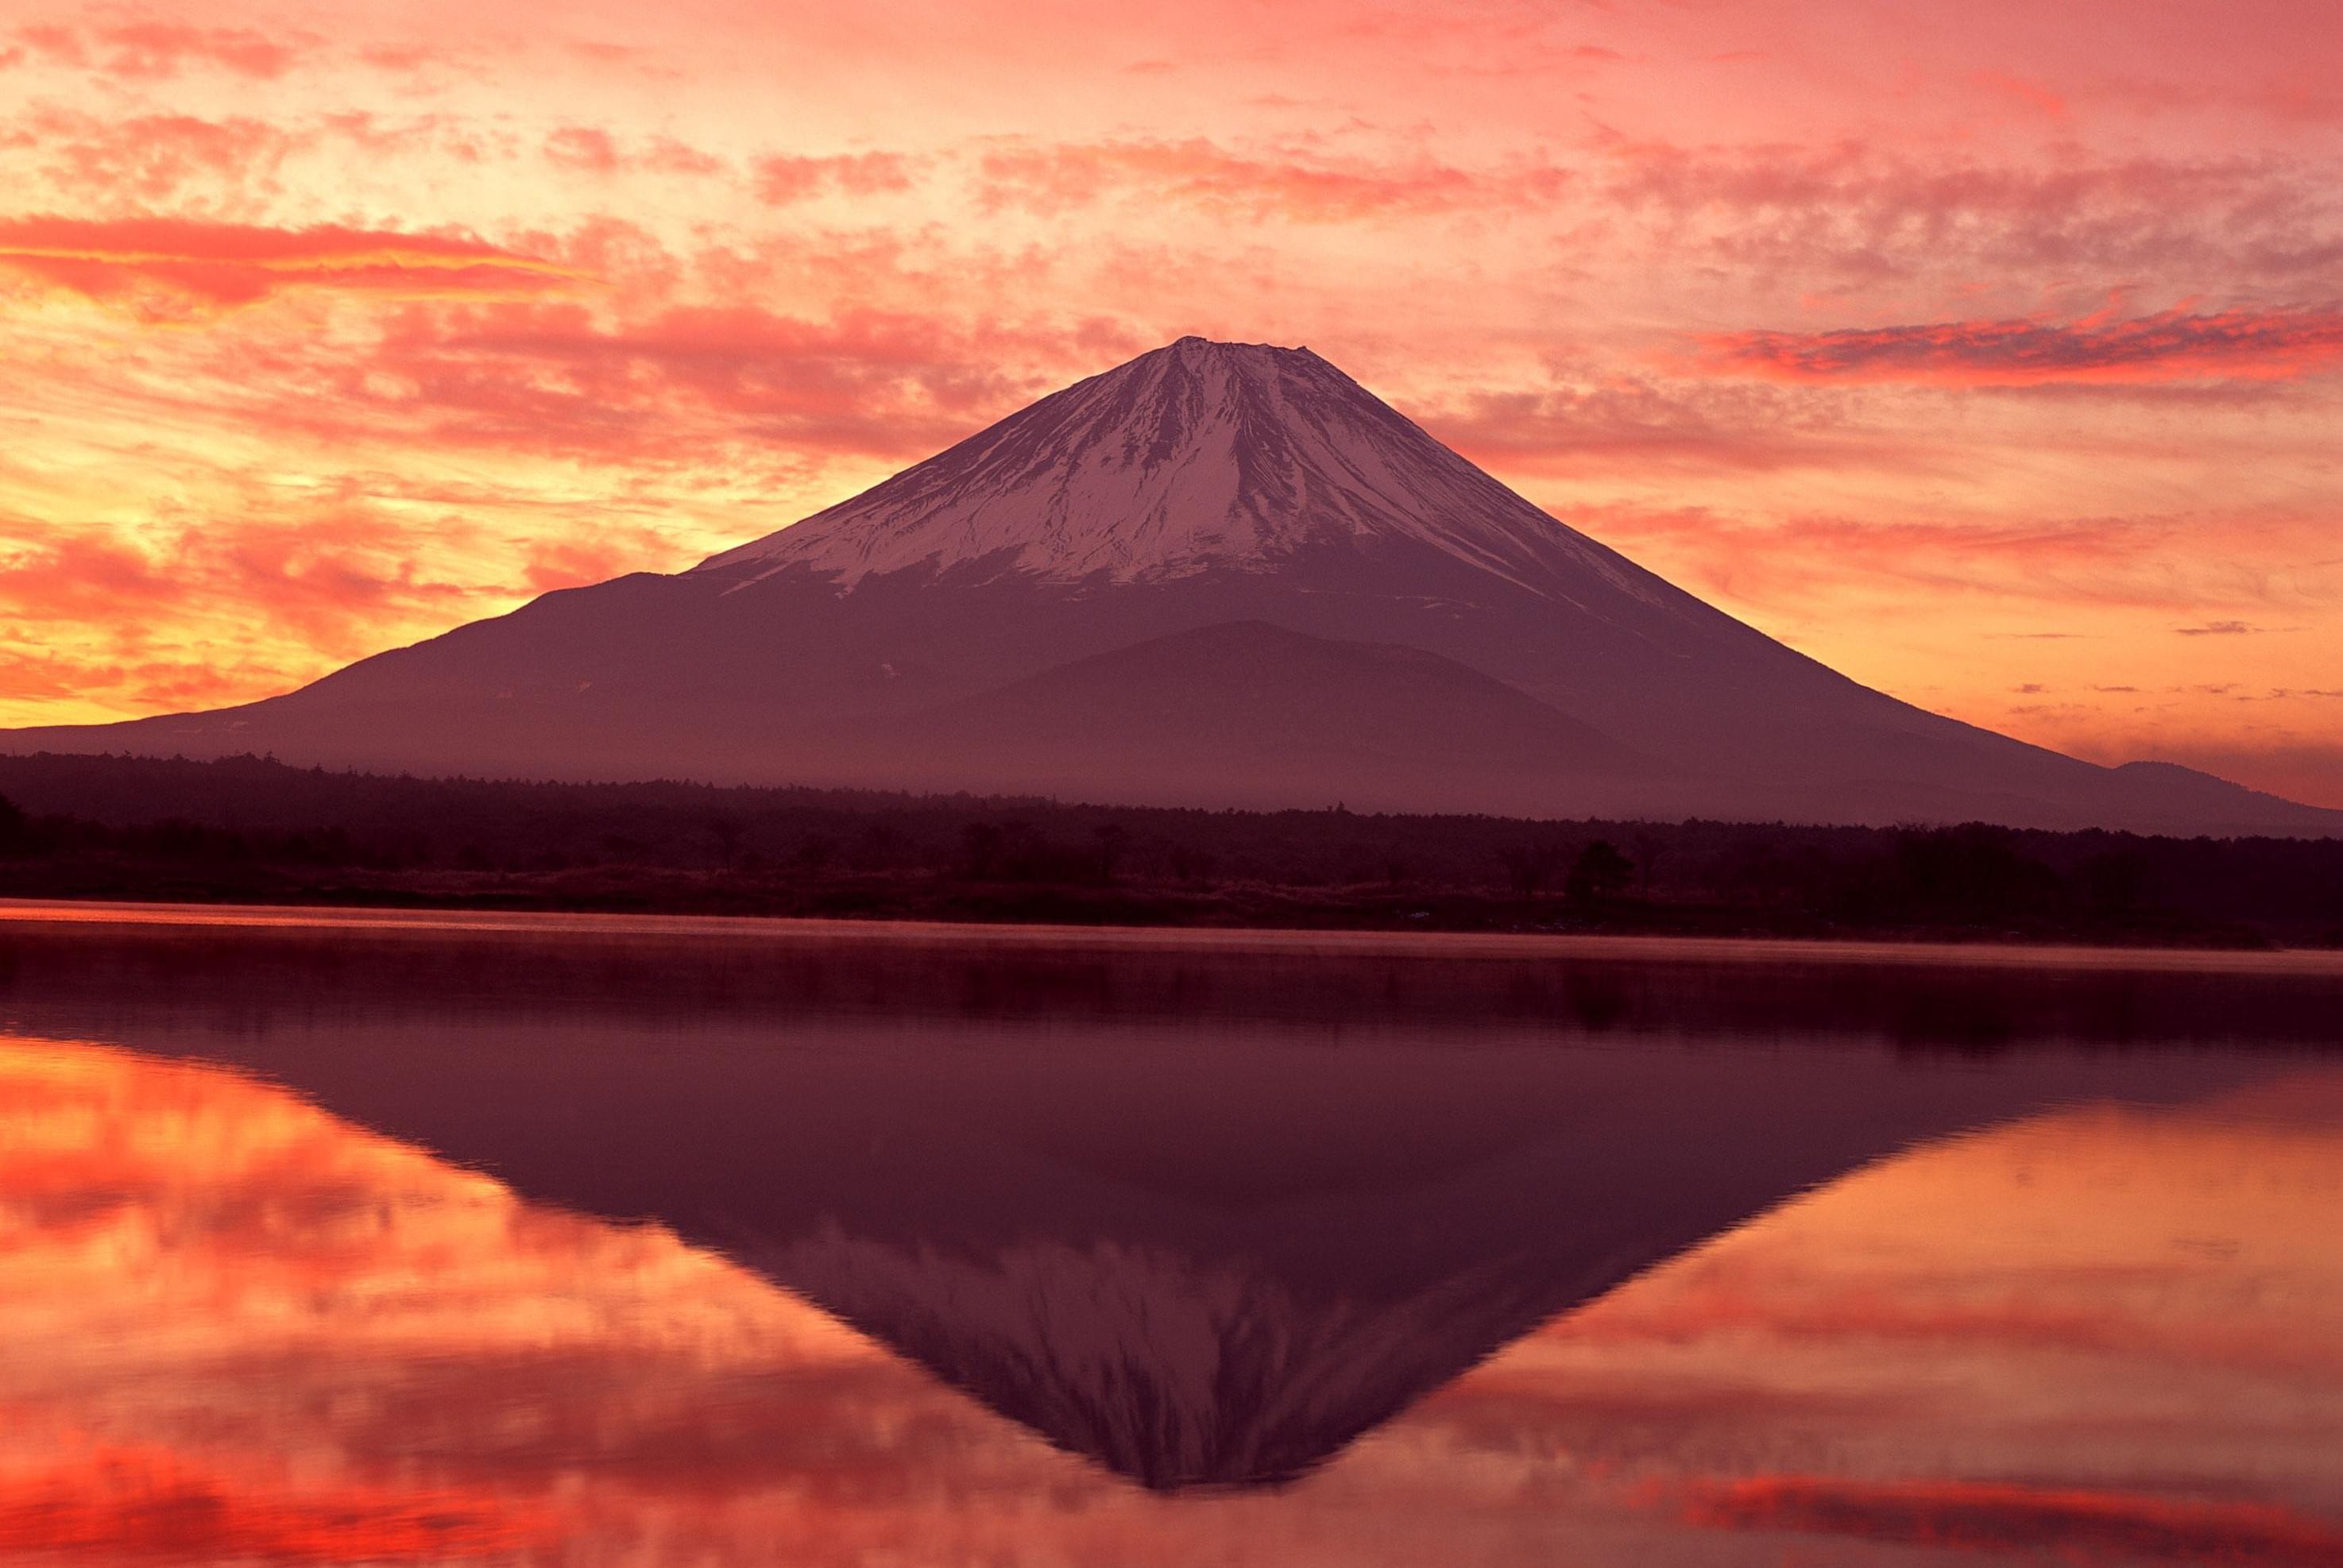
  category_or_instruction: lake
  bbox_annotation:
[2,901,2340,1566]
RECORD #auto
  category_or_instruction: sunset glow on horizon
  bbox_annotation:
[3,1,2340,803]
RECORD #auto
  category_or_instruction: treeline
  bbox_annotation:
[0,751,2338,946]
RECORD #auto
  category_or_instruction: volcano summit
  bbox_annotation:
[9,336,2334,834]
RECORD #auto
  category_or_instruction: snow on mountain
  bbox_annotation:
[698,335,1657,603]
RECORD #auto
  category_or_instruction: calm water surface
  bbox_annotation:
[2,902,2340,1566]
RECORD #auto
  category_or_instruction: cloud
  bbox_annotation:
[752,153,916,205]
[516,531,686,597]
[1583,508,2175,610]
[0,501,503,718]
[1970,70,2069,121]
[0,217,584,319]
[2176,619,2260,635]
[1413,376,1873,477]
[543,126,622,174]
[10,20,312,79]
[0,530,182,626]
[1598,142,2343,295]
[348,300,1143,464]
[1679,1475,2343,1564]
[1695,306,2343,387]
[543,129,726,178]
[976,137,1568,222]
[648,137,727,176]
[353,41,448,74]
[2,106,304,207]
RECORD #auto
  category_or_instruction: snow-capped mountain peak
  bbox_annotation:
[694,335,1624,593]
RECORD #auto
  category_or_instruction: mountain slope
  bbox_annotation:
[877,619,1663,814]
[4,336,2333,834]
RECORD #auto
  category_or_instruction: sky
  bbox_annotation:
[2,0,2340,805]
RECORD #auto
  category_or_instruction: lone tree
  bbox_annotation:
[1567,839,1634,904]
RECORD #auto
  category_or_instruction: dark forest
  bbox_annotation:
[2,752,2337,947]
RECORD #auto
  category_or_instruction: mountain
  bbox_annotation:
[7,334,2334,833]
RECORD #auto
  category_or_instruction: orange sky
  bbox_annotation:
[2,1,2339,804]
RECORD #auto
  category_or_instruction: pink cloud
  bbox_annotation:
[353,42,442,74]
[976,137,1568,222]
[1971,70,2069,121]
[1599,142,2343,293]
[540,129,725,178]
[1413,377,1871,477]
[9,22,83,67]
[2,106,303,206]
[1695,306,2343,386]
[647,137,726,176]
[350,301,1133,464]
[543,126,622,174]
[751,152,916,205]
[10,20,311,79]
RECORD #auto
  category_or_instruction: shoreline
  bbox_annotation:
[7,895,2342,975]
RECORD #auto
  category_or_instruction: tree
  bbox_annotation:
[1168,844,1217,886]
[853,822,903,871]
[708,813,745,872]
[1567,839,1634,904]
[0,792,24,855]
[1496,840,1564,897]
[961,821,1007,879]
[1092,824,1130,883]
[1632,830,1663,898]
[2078,848,2148,914]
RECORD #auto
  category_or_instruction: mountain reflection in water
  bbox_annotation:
[0,905,2340,1564]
